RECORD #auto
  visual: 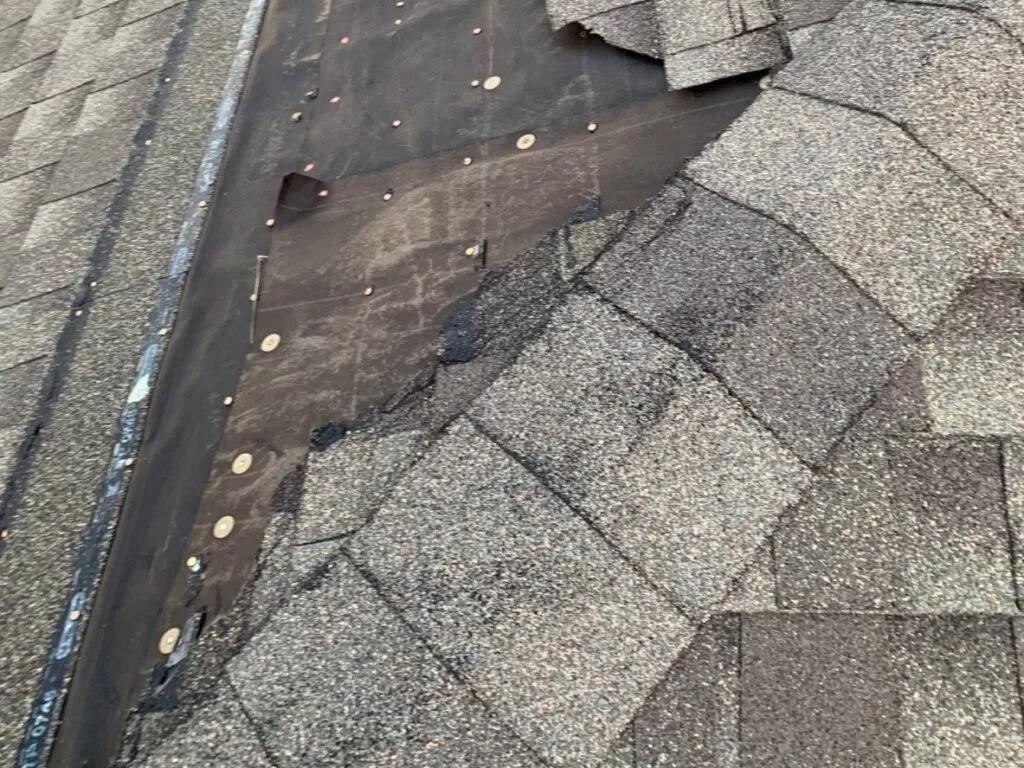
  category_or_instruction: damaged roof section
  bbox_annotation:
[126,0,1024,765]
[549,0,853,88]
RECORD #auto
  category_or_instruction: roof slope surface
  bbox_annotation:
[129,0,1024,765]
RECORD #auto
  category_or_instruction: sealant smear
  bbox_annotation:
[15,0,271,763]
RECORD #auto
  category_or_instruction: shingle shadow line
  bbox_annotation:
[999,440,1024,613]
[579,282,815,470]
[464,412,698,621]
[118,0,188,29]
[883,0,1024,50]
[224,677,284,768]
[0,353,49,376]
[0,282,72,312]
[772,84,1020,227]
[680,174,917,340]
[1009,618,1024,734]
[335,548,551,766]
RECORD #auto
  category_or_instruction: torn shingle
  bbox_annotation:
[582,1,661,59]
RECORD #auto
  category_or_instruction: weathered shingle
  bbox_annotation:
[347,417,693,767]
[469,293,809,616]
[688,89,1018,334]
[776,0,1024,218]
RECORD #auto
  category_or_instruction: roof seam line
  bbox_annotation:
[681,174,917,339]
[465,411,700,619]
[881,0,1024,50]
[336,548,550,765]
[773,83,1020,227]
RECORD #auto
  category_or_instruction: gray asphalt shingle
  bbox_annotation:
[898,617,1024,765]
[581,1,660,59]
[776,430,1017,613]
[46,71,156,200]
[0,182,115,306]
[688,89,1018,334]
[634,616,740,768]
[776,0,1024,218]
[295,429,426,544]
[920,280,1024,435]
[546,0,643,28]
[138,692,275,768]
[229,556,540,768]
[663,27,788,91]
[469,293,809,616]
[655,0,774,54]
[740,614,902,768]
[0,84,89,181]
[589,185,912,465]
[348,417,693,767]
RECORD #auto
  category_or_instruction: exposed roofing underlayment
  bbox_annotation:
[123,0,1024,765]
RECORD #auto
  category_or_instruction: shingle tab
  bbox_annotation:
[740,614,901,768]
[469,293,808,616]
[229,557,540,768]
[777,432,1017,613]
[348,418,693,767]
[663,28,788,91]
[139,693,275,768]
[897,617,1024,766]
[655,0,774,54]
[634,616,740,768]
[688,89,1018,334]
[588,186,912,465]
[295,429,425,544]
[920,281,1024,436]
[776,0,1024,218]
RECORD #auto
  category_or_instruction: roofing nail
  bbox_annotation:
[231,453,253,474]
[516,133,536,150]
[213,515,236,539]
[70,610,82,621]
[383,188,393,201]
[304,162,315,172]
[198,200,207,208]
[363,286,374,296]
[483,75,501,90]
[158,628,181,655]
[392,119,402,127]
[473,27,482,34]
[318,189,329,198]
[340,36,350,44]
[260,333,280,353]
[223,396,234,406]
[291,112,303,122]
[306,88,319,100]
[394,18,401,24]
[471,79,480,87]
[265,218,275,227]
[330,96,340,103]
[759,74,772,89]
[123,457,135,467]
[186,555,203,573]
[250,255,269,343]
[463,157,472,165]
[587,122,598,132]
[0,529,8,540]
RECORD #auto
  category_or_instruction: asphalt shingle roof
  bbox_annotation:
[128,0,1024,764]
